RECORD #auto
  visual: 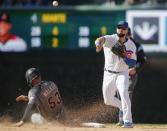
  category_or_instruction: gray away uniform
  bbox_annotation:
[21,81,63,122]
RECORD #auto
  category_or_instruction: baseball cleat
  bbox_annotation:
[121,122,133,128]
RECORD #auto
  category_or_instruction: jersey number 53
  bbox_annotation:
[47,92,62,109]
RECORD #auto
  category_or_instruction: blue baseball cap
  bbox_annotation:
[117,21,129,29]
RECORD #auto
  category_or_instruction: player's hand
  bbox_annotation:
[95,37,105,53]
[15,121,24,127]
[96,45,103,53]
[16,95,28,102]
[128,68,136,76]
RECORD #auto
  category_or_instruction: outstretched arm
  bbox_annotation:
[95,37,105,53]
[15,89,37,127]
[15,103,35,127]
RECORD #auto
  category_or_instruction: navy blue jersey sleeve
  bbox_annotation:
[130,38,147,72]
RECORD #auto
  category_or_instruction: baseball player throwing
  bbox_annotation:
[15,68,64,127]
[95,21,137,128]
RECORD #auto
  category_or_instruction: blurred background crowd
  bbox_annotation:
[0,0,167,7]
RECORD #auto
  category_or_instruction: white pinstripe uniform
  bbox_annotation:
[101,34,136,123]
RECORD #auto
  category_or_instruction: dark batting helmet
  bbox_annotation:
[25,68,41,86]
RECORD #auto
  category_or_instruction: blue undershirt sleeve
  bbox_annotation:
[123,57,136,68]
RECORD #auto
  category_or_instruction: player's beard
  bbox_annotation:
[117,33,125,37]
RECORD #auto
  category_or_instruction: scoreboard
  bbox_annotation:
[4,8,125,50]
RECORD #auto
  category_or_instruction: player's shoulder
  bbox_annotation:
[130,38,141,48]
[9,35,22,41]
[43,80,55,84]
[103,34,117,44]
[41,81,53,86]
[8,34,26,43]
[104,34,117,39]
[42,81,57,88]
[9,35,17,40]
[28,87,39,96]
[125,39,136,53]
[29,87,38,92]
[127,38,136,47]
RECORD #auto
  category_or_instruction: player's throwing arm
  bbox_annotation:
[95,37,105,53]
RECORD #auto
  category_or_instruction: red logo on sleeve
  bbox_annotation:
[125,50,133,58]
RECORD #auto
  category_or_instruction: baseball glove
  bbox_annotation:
[111,41,126,58]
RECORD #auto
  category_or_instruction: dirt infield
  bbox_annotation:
[0,102,167,131]
[0,122,167,131]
